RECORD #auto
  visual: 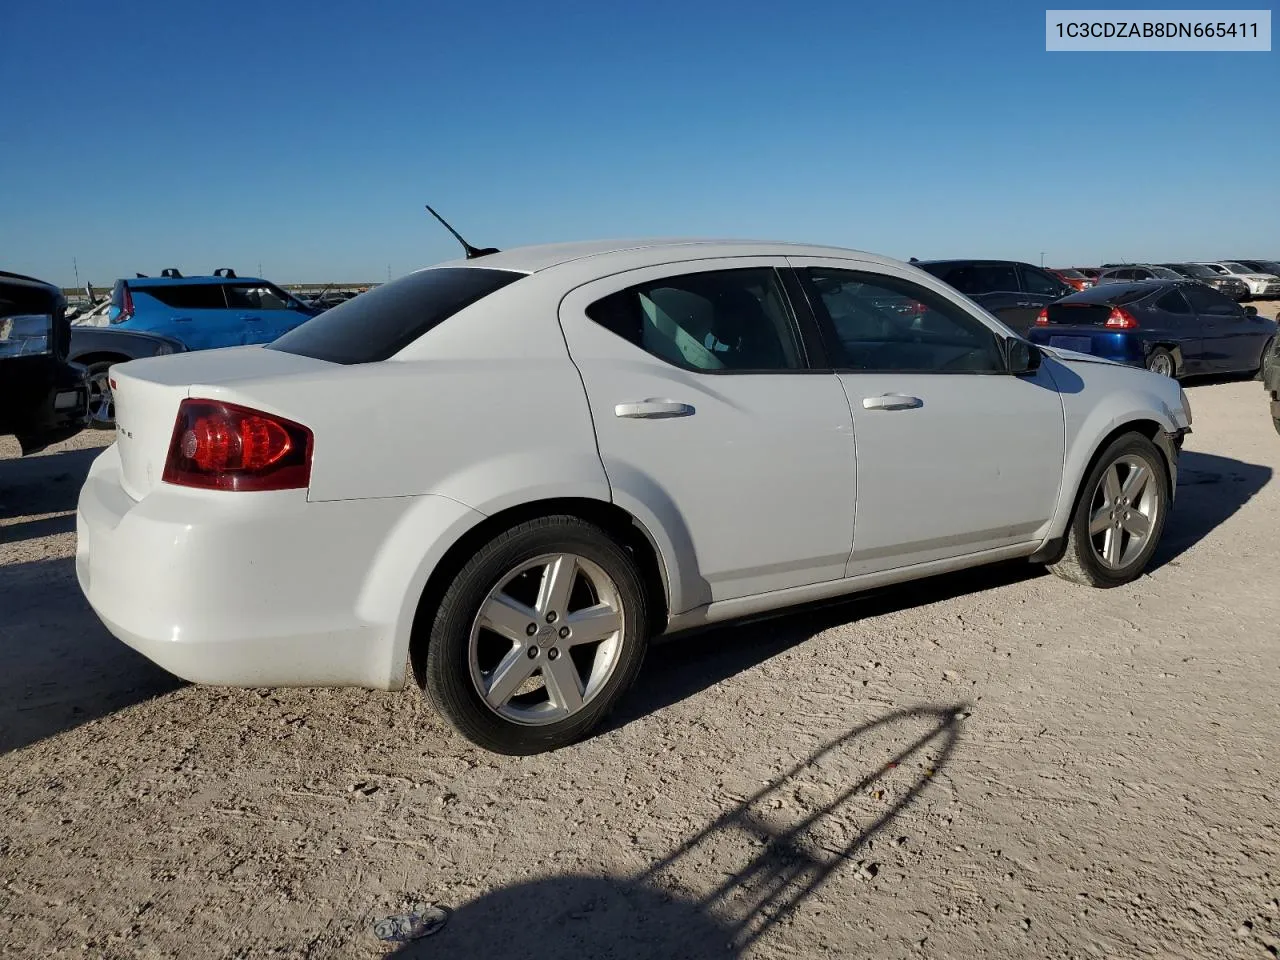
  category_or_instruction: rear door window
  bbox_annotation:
[269,267,523,364]
[224,284,298,311]
[1155,290,1191,314]
[1020,266,1066,296]
[1185,285,1241,317]
[138,284,228,310]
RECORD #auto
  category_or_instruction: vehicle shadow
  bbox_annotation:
[392,704,964,959]
[0,446,100,544]
[0,557,183,755]
[609,560,1040,732]
[1151,449,1272,570]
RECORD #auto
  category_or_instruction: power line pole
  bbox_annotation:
[387,263,392,282]
[73,257,80,289]
[1040,251,1045,267]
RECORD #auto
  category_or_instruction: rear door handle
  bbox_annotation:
[614,399,695,419]
[862,394,923,411]
[172,316,192,322]
[239,315,263,322]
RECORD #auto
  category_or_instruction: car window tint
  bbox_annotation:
[225,284,296,311]
[586,268,802,372]
[1155,291,1191,314]
[804,268,1003,373]
[269,267,522,364]
[139,284,227,310]
[1184,285,1239,316]
[942,263,1019,295]
[1022,267,1064,296]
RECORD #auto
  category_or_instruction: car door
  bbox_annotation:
[557,260,856,609]
[791,259,1065,576]
[137,283,237,350]
[1185,284,1259,371]
[1019,264,1074,320]
[221,283,309,343]
[1151,288,1205,372]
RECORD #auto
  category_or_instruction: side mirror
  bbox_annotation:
[1007,339,1042,375]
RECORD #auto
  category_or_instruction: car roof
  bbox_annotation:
[910,258,1033,268]
[0,269,59,293]
[1063,279,1191,302]
[128,275,270,286]
[431,238,909,275]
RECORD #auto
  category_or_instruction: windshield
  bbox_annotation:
[269,267,523,364]
[1172,263,1213,278]
[1148,267,1183,280]
[1057,269,1086,279]
[1222,262,1252,274]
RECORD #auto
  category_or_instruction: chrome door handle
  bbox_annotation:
[614,399,696,419]
[238,315,263,321]
[862,394,923,411]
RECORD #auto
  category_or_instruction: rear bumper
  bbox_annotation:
[0,359,89,454]
[75,443,482,690]
[1028,330,1147,368]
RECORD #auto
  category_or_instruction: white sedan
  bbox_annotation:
[76,240,1193,754]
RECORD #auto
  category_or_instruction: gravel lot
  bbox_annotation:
[2,348,1278,958]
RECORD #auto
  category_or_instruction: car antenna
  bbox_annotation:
[423,204,499,259]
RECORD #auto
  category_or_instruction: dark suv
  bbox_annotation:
[0,271,88,453]
[1159,263,1249,301]
[912,259,1075,334]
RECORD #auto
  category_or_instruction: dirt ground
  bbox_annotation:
[2,343,1279,958]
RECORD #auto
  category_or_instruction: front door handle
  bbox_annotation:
[172,316,192,322]
[862,394,923,411]
[614,399,695,419]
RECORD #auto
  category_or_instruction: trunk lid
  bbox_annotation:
[1044,303,1115,326]
[111,346,334,500]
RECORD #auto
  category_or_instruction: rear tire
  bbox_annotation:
[84,361,116,429]
[1049,433,1170,588]
[423,516,649,755]
[1256,337,1275,381]
[1145,348,1175,378]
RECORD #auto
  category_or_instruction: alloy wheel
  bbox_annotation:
[1147,353,1174,377]
[468,553,625,725]
[86,369,114,425]
[1088,454,1160,570]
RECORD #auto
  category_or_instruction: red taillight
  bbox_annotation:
[1105,307,1139,330]
[1034,308,1050,326]
[162,399,312,491]
[119,284,135,322]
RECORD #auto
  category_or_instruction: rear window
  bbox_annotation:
[1110,287,1152,306]
[268,267,523,364]
[138,284,228,309]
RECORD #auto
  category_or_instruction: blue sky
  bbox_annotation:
[2,0,1276,286]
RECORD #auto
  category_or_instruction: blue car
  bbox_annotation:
[107,268,319,351]
[1028,279,1277,380]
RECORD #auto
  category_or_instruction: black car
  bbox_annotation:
[67,325,188,427]
[1263,335,1280,436]
[0,271,89,454]
[1160,263,1250,301]
[1234,260,1280,280]
[912,259,1075,334]
[1027,279,1277,380]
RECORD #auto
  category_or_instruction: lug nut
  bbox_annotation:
[526,623,538,636]
[548,648,560,661]
[527,646,539,659]
[546,611,558,624]
[558,626,570,639]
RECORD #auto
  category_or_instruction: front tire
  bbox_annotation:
[423,516,649,755]
[1049,433,1170,588]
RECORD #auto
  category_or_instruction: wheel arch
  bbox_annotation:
[1037,416,1175,564]
[405,497,672,690]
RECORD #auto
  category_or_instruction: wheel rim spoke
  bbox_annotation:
[1122,510,1151,538]
[480,593,538,643]
[1102,466,1122,506]
[1089,505,1112,535]
[1104,527,1123,566]
[1121,464,1149,502]
[542,655,584,714]
[563,603,621,647]
[483,646,537,708]
[536,555,578,619]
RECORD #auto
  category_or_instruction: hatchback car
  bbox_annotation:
[108,269,319,350]
[1028,279,1277,379]
[77,240,1192,754]
[1095,265,1185,285]
[912,259,1076,333]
